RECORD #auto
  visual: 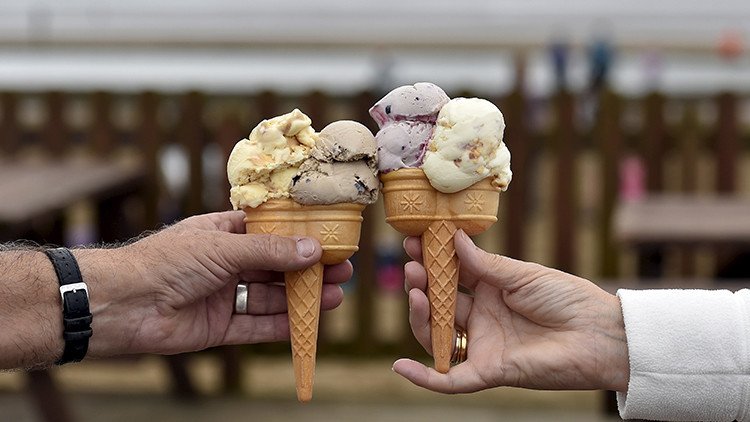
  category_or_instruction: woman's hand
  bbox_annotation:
[393,230,629,393]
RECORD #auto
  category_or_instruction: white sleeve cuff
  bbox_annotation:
[616,288,750,422]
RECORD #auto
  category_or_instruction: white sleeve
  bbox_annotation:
[615,288,750,421]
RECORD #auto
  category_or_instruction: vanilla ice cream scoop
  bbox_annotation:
[421,98,512,193]
[227,109,317,208]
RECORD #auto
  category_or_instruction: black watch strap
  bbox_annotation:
[44,247,92,365]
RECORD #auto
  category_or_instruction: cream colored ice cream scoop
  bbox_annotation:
[421,98,512,193]
[227,109,317,209]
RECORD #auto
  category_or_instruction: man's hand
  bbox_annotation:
[85,210,352,358]
[392,230,629,393]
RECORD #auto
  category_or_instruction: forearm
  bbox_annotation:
[0,249,61,368]
[0,246,145,369]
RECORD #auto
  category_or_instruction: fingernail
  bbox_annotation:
[296,238,315,258]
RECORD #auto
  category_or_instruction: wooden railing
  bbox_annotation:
[1,88,749,357]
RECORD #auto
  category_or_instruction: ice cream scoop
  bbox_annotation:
[227,109,317,209]
[290,121,379,205]
[369,82,449,173]
[422,98,512,193]
[369,82,450,126]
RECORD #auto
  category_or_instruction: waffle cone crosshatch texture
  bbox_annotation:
[243,199,365,401]
[381,168,500,372]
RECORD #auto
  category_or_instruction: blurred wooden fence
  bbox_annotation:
[1,88,749,357]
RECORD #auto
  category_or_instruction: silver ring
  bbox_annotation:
[234,283,249,314]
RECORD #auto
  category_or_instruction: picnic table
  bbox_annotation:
[614,194,750,277]
[0,155,145,239]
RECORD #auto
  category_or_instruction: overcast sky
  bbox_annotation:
[0,1,747,94]
[0,0,748,49]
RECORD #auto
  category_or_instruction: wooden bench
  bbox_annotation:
[614,195,750,277]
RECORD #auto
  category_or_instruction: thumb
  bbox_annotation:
[220,233,322,273]
[454,230,541,291]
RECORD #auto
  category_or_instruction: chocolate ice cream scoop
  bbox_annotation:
[290,120,379,205]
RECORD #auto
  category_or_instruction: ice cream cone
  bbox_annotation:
[243,199,365,401]
[380,168,499,372]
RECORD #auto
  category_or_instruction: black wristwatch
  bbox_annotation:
[44,247,92,365]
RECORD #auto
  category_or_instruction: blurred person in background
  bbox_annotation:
[395,231,749,422]
[0,211,351,369]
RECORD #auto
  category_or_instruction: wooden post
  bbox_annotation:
[44,91,67,156]
[255,90,279,122]
[644,93,666,192]
[221,345,243,395]
[26,370,75,422]
[637,92,667,278]
[0,92,20,154]
[598,90,621,277]
[679,102,700,276]
[137,92,161,229]
[304,90,328,128]
[502,77,528,261]
[90,91,114,156]
[215,114,243,211]
[353,90,377,353]
[715,92,738,193]
[679,102,699,194]
[553,90,576,273]
[181,92,205,216]
[714,92,740,276]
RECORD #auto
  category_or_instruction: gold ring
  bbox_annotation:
[234,283,249,314]
[450,327,468,364]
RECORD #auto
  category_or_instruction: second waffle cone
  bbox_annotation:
[422,220,459,373]
[244,199,364,401]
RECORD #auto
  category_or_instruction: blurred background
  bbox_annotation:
[0,1,749,421]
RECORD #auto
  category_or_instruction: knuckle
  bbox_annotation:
[254,234,289,263]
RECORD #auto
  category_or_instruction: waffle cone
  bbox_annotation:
[380,169,499,373]
[243,199,365,401]
[285,262,323,402]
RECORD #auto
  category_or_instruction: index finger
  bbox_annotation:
[403,236,423,263]
[454,230,544,291]
[180,211,247,233]
[323,260,353,285]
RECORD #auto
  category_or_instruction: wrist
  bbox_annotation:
[72,247,152,359]
[597,294,630,391]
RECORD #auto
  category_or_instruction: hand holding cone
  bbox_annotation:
[228,111,378,402]
[371,83,510,373]
[381,169,499,372]
[244,200,365,401]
